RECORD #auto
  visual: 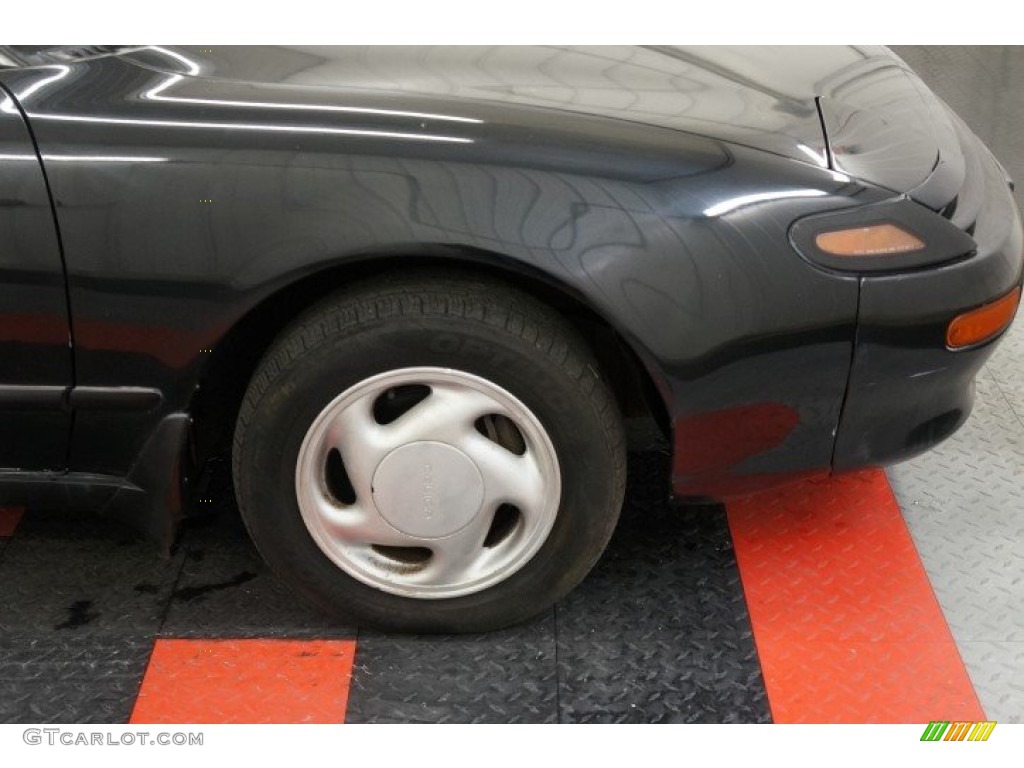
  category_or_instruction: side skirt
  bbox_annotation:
[0,412,190,554]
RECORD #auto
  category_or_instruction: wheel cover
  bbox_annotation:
[295,367,562,599]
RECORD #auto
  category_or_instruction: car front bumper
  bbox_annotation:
[833,157,1024,471]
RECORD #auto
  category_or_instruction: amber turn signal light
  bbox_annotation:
[947,286,1021,349]
[815,223,926,257]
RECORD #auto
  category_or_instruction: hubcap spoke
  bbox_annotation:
[323,392,387,503]
[420,513,498,585]
[310,485,418,548]
[384,383,503,446]
[457,432,546,514]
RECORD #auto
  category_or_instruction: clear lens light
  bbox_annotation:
[815,223,925,257]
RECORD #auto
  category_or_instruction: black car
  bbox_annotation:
[0,45,1020,631]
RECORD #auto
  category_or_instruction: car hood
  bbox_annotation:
[120,45,889,168]
[816,49,976,210]
[121,45,963,203]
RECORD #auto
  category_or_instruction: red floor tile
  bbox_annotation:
[728,469,983,723]
[130,638,356,724]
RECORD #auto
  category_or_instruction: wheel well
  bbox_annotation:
[187,255,671,470]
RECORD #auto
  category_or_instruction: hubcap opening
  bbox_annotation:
[475,414,527,455]
[324,448,356,505]
[370,544,432,567]
[372,384,431,424]
[484,503,522,548]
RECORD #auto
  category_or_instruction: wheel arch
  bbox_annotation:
[187,248,672,472]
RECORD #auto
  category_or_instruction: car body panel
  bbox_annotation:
[0,90,71,469]
[0,50,893,497]
[835,138,1024,470]
[122,45,845,168]
[0,46,1019,540]
[817,56,952,205]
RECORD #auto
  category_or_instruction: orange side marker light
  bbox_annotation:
[815,223,925,256]
[947,286,1021,349]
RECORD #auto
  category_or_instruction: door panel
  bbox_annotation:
[0,88,72,469]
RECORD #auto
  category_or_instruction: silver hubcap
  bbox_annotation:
[295,367,561,599]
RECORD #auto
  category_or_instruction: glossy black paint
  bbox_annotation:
[0,92,72,469]
[835,133,1024,470]
[0,46,1020,535]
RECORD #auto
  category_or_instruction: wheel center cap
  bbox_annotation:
[372,441,485,539]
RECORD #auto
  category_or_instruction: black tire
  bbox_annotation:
[233,270,626,633]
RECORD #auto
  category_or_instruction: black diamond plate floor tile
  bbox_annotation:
[0,510,178,723]
[161,508,356,640]
[0,510,185,637]
[558,639,766,723]
[0,635,153,724]
[557,456,754,642]
[347,614,558,723]
[554,453,771,723]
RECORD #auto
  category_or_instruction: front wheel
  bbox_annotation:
[233,272,626,632]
